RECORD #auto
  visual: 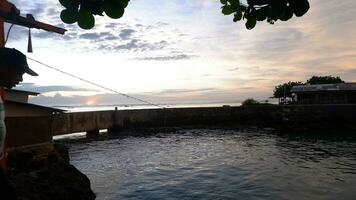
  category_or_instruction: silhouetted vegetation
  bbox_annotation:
[306,76,345,85]
[59,0,130,29]
[242,98,272,106]
[58,0,310,30]
[221,0,310,29]
[273,81,303,104]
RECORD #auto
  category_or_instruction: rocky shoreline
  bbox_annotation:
[4,143,95,200]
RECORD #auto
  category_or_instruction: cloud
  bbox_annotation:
[228,67,240,72]
[119,29,135,40]
[43,21,186,52]
[113,39,167,51]
[28,87,271,107]
[79,33,101,40]
[158,88,216,95]
[134,54,198,61]
[15,83,97,93]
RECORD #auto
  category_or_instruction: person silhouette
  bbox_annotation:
[0,47,38,199]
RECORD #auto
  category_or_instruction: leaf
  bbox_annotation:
[60,9,78,24]
[255,6,268,21]
[267,4,278,21]
[83,0,105,16]
[249,0,269,6]
[292,0,310,17]
[121,0,130,8]
[59,0,79,10]
[78,8,95,30]
[245,17,257,29]
[233,11,242,22]
[104,0,125,19]
[220,0,228,4]
[279,5,293,21]
[222,5,235,15]
[227,0,239,8]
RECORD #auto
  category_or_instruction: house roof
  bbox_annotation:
[5,89,40,96]
[291,83,356,93]
[5,100,65,112]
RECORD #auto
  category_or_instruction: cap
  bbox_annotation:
[0,47,38,76]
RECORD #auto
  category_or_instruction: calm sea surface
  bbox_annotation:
[55,102,242,112]
[67,128,356,200]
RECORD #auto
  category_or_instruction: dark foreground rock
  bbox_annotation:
[5,143,96,200]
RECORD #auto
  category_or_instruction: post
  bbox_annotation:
[86,130,100,139]
[108,108,122,134]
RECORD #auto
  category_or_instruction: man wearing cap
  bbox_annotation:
[0,47,37,199]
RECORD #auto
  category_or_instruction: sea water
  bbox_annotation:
[54,102,242,112]
[67,128,356,200]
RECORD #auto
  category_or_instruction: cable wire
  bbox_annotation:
[4,24,15,45]
[27,57,166,109]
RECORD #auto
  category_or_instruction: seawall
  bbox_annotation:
[52,104,356,136]
[6,104,356,147]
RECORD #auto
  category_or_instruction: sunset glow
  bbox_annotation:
[4,0,356,106]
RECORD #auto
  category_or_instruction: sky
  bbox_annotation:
[4,0,356,106]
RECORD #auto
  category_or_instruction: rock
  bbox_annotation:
[4,143,96,200]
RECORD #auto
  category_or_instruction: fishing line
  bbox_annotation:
[27,57,166,109]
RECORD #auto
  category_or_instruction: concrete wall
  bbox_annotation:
[52,111,114,135]
[52,105,356,136]
[5,116,53,147]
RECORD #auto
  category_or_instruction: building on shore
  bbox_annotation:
[4,89,64,148]
[291,83,356,104]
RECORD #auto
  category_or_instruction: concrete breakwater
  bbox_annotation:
[52,104,356,135]
[6,104,356,148]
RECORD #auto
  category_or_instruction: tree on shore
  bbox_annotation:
[58,0,310,30]
[241,98,272,106]
[241,98,260,106]
[273,81,303,104]
[306,76,345,85]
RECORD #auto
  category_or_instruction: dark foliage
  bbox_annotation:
[58,0,309,30]
[59,0,130,29]
[220,0,310,29]
[273,81,303,99]
[241,98,260,106]
[306,76,345,85]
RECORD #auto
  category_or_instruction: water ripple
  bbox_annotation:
[68,129,356,200]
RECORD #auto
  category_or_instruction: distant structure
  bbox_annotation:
[5,89,62,117]
[5,89,39,103]
[4,89,64,148]
[291,83,356,104]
